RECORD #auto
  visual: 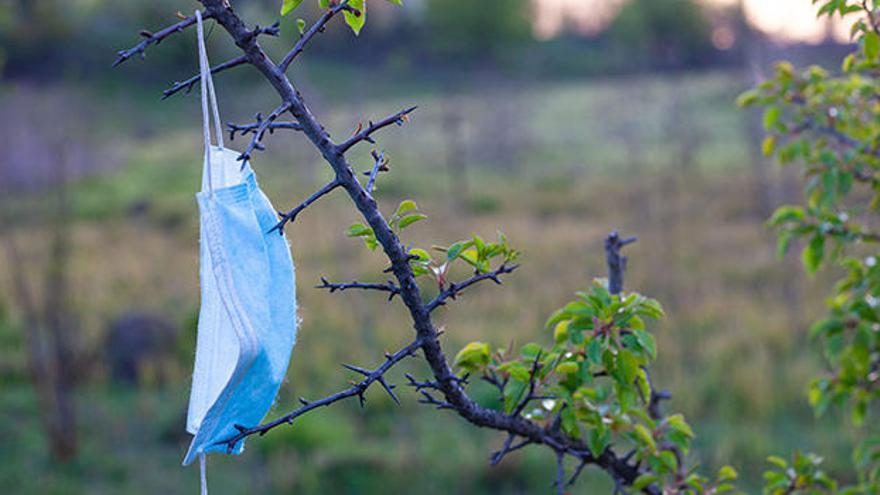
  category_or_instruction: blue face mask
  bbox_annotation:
[183,9,298,473]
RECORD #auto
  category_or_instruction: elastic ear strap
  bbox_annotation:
[196,10,226,193]
[203,36,224,151]
[199,453,208,495]
[196,10,213,193]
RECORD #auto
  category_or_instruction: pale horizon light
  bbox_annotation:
[534,0,852,43]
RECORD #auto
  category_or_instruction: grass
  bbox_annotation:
[0,67,857,493]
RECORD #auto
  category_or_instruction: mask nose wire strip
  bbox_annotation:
[196,9,226,194]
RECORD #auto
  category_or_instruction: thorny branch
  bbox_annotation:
[338,106,419,153]
[116,3,667,492]
[426,264,519,312]
[269,179,341,234]
[227,118,303,141]
[218,338,423,449]
[113,13,203,67]
[161,21,280,99]
[364,150,387,194]
[163,55,247,100]
[278,0,351,72]
[237,103,293,162]
[315,276,401,301]
[490,433,532,466]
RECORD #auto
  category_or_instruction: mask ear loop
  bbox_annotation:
[196,11,216,495]
[199,453,208,495]
[196,10,226,194]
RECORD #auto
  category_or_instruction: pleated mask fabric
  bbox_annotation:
[183,9,298,469]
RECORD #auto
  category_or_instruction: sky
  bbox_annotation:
[535,0,850,42]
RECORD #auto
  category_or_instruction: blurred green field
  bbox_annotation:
[0,68,861,493]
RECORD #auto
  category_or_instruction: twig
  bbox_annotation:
[238,103,293,163]
[316,276,401,301]
[426,264,519,312]
[490,433,532,466]
[338,106,418,153]
[113,14,203,67]
[278,1,350,72]
[567,458,589,487]
[215,338,423,451]
[605,231,637,296]
[162,56,247,100]
[555,450,566,495]
[511,351,542,417]
[269,180,340,234]
[405,372,468,392]
[228,119,304,141]
[365,150,387,194]
[417,390,455,410]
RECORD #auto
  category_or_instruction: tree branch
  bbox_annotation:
[426,264,519,312]
[237,102,293,162]
[364,150,387,194]
[162,55,247,100]
[278,1,350,72]
[489,433,532,466]
[315,276,401,301]
[215,337,423,451]
[228,118,303,141]
[269,179,341,234]
[605,231,637,295]
[113,13,203,67]
[338,106,418,153]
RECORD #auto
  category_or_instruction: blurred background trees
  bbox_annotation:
[608,0,713,68]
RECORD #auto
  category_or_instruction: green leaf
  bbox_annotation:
[768,205,805,226]
[802,234,825,274]
[503,379,527,413]
[446,240,472,262]
[636,368,652,403]
[633,473,659,490]
[865,31,880,60]
[767,455,788,469]
[588,427,610,457]
[763,106,781,131]
[398,213,427,230]
[344,0,366,35]
[736,89,760,108]
[634,423,657,452]
[394,199,417,218]
[453,342,490,372]
[409,248,431,262]
[616,349,638,384]
[553,320,570,344]
[718,466,739,481]
[762,135,776,157]
[347,223,373,238]
[586,337,603,364]
[281,0,304,16]
[632,329,657,360]
[555,362,579,375]
[296,18,306,34]
[666,414,695,438]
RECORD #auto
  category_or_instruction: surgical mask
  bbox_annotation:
[183,9,299,490]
